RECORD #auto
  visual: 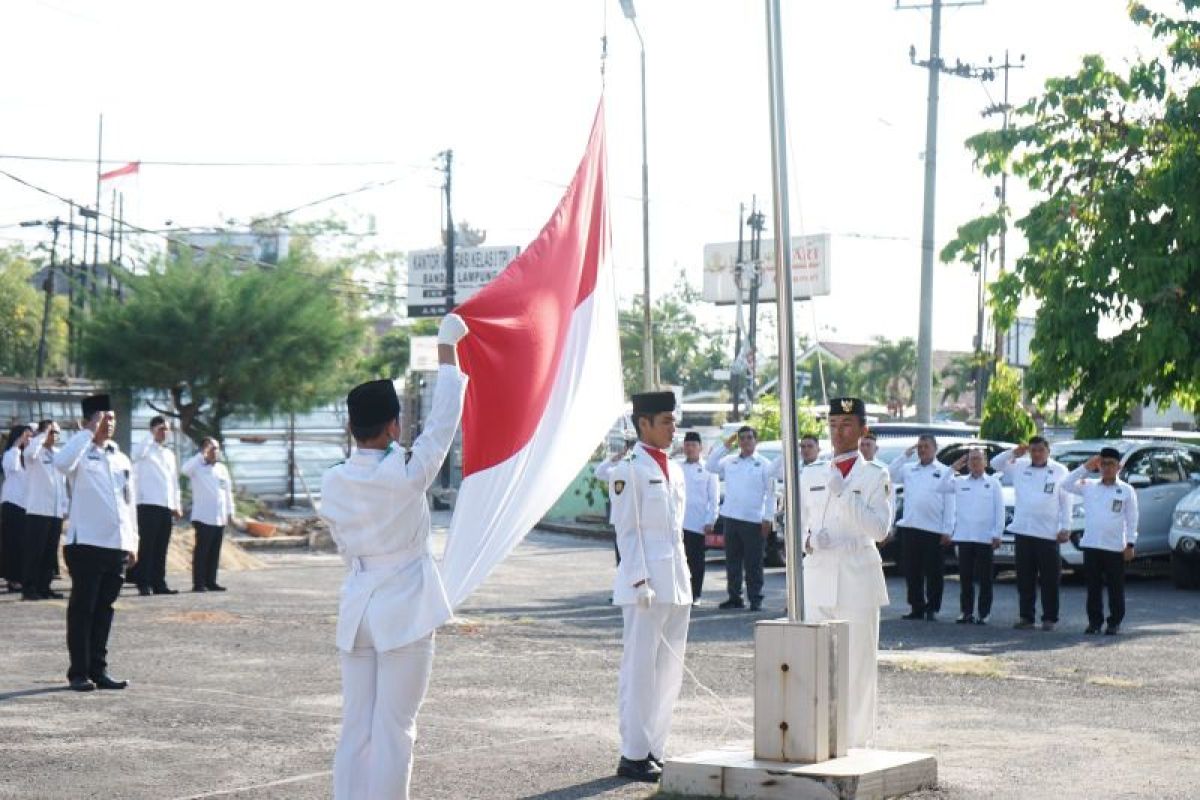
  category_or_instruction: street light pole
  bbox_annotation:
[620,0,654,390]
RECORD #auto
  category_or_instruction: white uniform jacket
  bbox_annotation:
[800,457,894,611]
[181,455,236,526]
[1,446,27,507]
[23,432,68,518]
[134,438,181,512]
[54,430,139,553]
[320,364,467,653]
[608,443,692,606]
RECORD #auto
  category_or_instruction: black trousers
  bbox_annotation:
[723,517,765,603]
[900,526,945,614]
[1,501,26,584]
[683,530,706,601]
[956,541,995,618]
[1014,533,1061,623]
[22,514,61,597]
[64,543,126,681]
[192,522,224,589]
[133,505,174,590]
[1083,547,1126,627]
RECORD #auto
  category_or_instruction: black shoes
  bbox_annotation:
[901,611,924,620]
[1013,619,1035,630]
[1104,624,1120,636]
[749,601,762,612]
[68,677,95,692]
[91,674,128,690]
[956,614,975,624]
[43,590,65,599]
[153,586,179,595]
[192,586,207,593]
[21,592,41,601]
[137,586,153,596]
[617,756,661,783]
[924,611,939,622]
[1084,625,1102,635]
[648,753,663,770]
[718,598,745,610]
[206,584,227,592]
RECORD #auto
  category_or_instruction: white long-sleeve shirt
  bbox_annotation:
[936,470,1004,544]
[990,450,1071,540]
[706,444,775,523]
[888,454,955,534]
[180,455,235,526]
[134,437,180,512]
[54,429,138,553]
[23,432,68,518]
[677,458,719,533]
[1,446,27,507]
[1061,467,1139,552]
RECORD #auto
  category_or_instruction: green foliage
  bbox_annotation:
[620,273,730,395]
[745,393,824,442]
[0,246,67,377]
[80,245,366,447]
[980,363,1036,443]
[360,319,438,380]
[945,1,1200,434]
[852,336,917,413]
[939,352,991,406]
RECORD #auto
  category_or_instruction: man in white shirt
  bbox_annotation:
[54,394,138,692]
[1061,447,1138,635]
[181,438,237,592]
[22,421,68,600]
[2,423,33,593]
[677,431,718,603]
[606,391,692,783]
[706,426,775,611]
[131,416,183,595]
[991,436,1071,631]
[889,435,955,621]
[936,449,1004,624]
[319,314,468,800]
[859,432,886,467]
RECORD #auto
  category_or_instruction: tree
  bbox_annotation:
[619,273,729,395]
[979,363,1035,443]
[745,393,824,442]
[361,318,439,380]
[80,245,366,447]
[853,336,917,416]
[939,352,991,406]
[942,1,1200,436]
[0,245,67,377]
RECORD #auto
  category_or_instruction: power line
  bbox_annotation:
[0,153,425,169]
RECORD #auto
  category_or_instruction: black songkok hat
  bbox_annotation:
[1099,446,1122,461]
[829,396,866,419]
[684,431,702,443]
[81,394,112,418]
[347,380,401,428]
[631,391,676,415]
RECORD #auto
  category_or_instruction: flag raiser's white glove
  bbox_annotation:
[437,313,469,345]
[827,463,846,496]
[636,582,655,609]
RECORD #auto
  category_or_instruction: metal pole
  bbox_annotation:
[764,0,804,622]
[732,203,745,421]
[93,114,103,302]
[442,149,455,312]
[915,0,942,423]
[35,219,62,379]
[636,26,654,390]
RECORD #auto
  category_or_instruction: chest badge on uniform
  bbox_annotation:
[1111,499,1123,512]
[613,480,626,495]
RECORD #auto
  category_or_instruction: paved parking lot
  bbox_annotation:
[2,514,1198,799]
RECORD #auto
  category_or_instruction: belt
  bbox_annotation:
[349,542,429,574]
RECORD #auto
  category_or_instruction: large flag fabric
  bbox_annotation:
[440,101,622,608]
[99,161,140,181]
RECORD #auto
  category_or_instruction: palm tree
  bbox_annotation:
[853,337,917,416]
[940,352,990,405]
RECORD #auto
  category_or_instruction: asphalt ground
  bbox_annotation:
[2,513,1199,800]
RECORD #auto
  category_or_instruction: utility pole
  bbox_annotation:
[66,203,76,375]
[982,50,1025,363]
[898,0,988,422]
[973,237,988,420]
[93,114,103,304]
[745,199,766,409]
[731,202,745,422]
[20,218,63,380]
[438,149,455,313]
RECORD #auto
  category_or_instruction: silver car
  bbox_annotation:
[994,439,1200,571]
[1168,486,1200,589]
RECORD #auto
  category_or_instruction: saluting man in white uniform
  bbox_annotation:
[800,397,894,748]
[607,391,692,784]
[319,313,468,800]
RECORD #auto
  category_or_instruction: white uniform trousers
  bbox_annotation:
[806,602,880,749]
[334,620,435,800]
[618,602,691,760]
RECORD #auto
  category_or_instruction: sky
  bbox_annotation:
[0,0,1168,365]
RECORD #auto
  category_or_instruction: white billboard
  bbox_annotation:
[407,245,520,318]
[702,233,831,305]
[1005,317,1036,369]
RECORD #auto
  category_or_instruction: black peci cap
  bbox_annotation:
[684,431,702,443]
[81,394,112,418]
[631,391,676,415]
[346,380,401,428]
[1099,446,1121,461]
[829,396,866,419]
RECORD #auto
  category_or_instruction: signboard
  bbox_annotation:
[702,233,831,305]
[409,336,439,372]
[1005,317,1035,369]
[407,245,520,318]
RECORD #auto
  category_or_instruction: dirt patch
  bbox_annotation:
[155,610,244,625]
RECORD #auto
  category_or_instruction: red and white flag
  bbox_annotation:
[440,101,622,607]
[99,161,140,181]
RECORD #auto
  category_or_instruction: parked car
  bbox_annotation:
[1168,486,1200,589]
[992,439,1200,573]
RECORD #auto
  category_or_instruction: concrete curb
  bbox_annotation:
[231,534,309,551]
[536,519,614,541]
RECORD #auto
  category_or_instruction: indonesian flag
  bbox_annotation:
[99,161,140,181]
[440,101,622,607]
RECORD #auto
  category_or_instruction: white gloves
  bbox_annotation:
[636,582,656,609]
[437,313,469,345]
[827,463,846,495]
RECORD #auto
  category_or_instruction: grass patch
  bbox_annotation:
[1084,675,1142,689]
[884,656,1008,679]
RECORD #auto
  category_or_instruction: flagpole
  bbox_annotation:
[764,0,804,622]
[93,113,103,301]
